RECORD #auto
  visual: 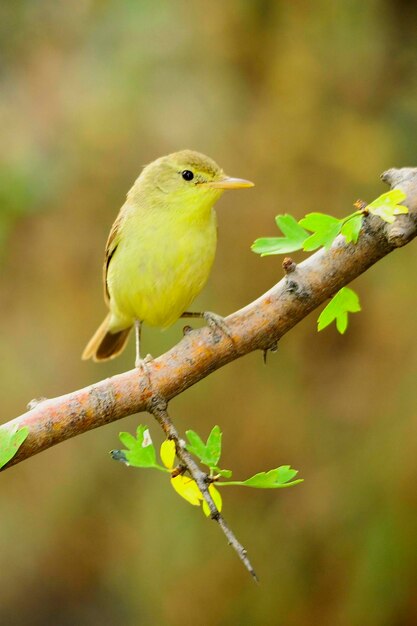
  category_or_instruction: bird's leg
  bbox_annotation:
[134,320,153,370]
[134,320,161,409]
[181,311,233,343]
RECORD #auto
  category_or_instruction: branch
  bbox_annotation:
[148,394,258,581]
[2,167,417,469]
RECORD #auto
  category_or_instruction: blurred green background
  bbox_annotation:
[1,1,417,624]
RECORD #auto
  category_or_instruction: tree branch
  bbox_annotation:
[2,167,417,470]
[147,393,258,581]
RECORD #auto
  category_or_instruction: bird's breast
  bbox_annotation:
[107,206,218,328]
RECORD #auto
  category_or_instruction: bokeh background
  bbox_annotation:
[1,1,417,624]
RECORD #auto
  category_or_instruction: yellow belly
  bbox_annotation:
[107,206,217,329]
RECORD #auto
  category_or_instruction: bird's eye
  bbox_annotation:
[181,170,194,181]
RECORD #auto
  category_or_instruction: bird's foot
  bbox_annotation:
[181,310,234,344]
[135,353,154,375]
[135,353,159,405]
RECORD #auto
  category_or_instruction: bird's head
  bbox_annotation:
[129,149,254,209]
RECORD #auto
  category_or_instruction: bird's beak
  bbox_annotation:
[202,176,255,190]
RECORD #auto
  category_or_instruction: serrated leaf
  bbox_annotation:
[341,214,363,243]
[202,484,223,516]
[251,238,289,256]
[205,425,222,466]
[212,466,233,478]
[273,465,299,483]
[367,190,408,223]
[171,475,202,506]
[160,439,176,469]
[241,467,301,488]
[119,431,139,450]
[299,213,343,251]
[251,214,309,256]
[218,465,303,489]
[186,426,222,467]
[185,430,207,461]
[0,425,29,469]
[118,425,158,468]
[317,287,361,334]
[336,310,348,333]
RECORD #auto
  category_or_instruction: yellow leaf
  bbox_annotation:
[160,439,176,469]
[368,193,408,224]
[202,484,223,517]
[171,476,202,506]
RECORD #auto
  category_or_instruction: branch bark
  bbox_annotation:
[2,167,417,469]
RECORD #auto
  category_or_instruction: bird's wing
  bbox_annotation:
[103,208,124,305]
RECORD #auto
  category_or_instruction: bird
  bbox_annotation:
[82,149,254,366]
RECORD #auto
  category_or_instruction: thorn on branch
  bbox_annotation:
[262,341,278,364]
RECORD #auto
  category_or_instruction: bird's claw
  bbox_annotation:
[135,353,154,371]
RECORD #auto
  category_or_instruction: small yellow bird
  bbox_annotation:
[82,150,254,365]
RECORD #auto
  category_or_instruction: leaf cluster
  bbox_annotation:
[111,425,302,515]
[252,190,407,334]
[252,190,406,257]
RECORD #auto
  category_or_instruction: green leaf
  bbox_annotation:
[241,467,302,488]
[186,426,222,467]
[317,287,361,334]
[205,425,222,466]
[116,425,160,469]
[341,214,363,244]
[185,430,207,461]
[367,190,408,224]
[0,425,29,469]
[299,213,342,251]
[251,214,309,256]
[218,466,303,489]
[212,466,233,478]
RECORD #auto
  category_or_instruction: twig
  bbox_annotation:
[2,167,417,469]
[148,393,258,581]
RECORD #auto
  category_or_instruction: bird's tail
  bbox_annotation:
[82,314,132,362]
